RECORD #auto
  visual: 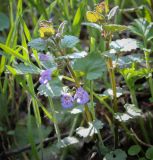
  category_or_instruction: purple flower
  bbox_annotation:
[74,87,89,105]
[39,69,52,84]
[39,53,50,61]
[61,93,74,109]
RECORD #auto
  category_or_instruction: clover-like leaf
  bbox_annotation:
[38,78,63,97]
[103,149,127,160]
[28,38,47,51]
[61,35,79,48]
[110,38,139,52]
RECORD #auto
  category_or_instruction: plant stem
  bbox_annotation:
[48,97,61,142]
[129,85,138,108]
[107,58,119,148]
[144,51,153,98]
[55,41,92,123]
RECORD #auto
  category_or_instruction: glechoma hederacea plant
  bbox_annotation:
[1,0,153,159]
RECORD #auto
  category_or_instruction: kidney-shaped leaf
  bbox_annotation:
[73,53,106,80]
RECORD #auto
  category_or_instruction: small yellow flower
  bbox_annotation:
[95,2,105,13]
[39,26,55,38]
[86,11,102,23]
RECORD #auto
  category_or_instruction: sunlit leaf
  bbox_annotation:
[110,38,139,52]
[61,35,79,48]
[76,120,103,138]
[107,6,119,20]
[58,136,79,148]
[103,24,127,33]
[82,22,102,31]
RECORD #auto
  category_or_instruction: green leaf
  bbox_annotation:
[0,12,9,31]
[110,38,139,52]
[129,18,153,42]
[57,136,79,148]
[120,68,149,84]
[116,54,143,68]
[145,147,153,159]
[28,38,47,51]
[103,149,127,160]
[61,35,79,48]
[102,87,124,99]
[70,105,84,114]
[103,24,127,33]
[115,104,142,122]
[37,78,63,97]
[82,22,102,31]
[7,63,41,75]
[57,51,88,60]
[76,120,103,138]
[128,145,141,156]
[73,53,106,80]
[107,6,119,20]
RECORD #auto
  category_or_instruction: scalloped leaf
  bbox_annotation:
[61,35,79,48]
[57,51,88,60]
[28,38,47,51]
[102,87,124,99]
[76,120,103,138]
[115,104,142,122]
[110,38,139,52]
[73,53,106,80]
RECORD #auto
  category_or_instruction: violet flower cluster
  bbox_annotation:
[39,69,52,84]
[39,53,50,61]
[61,87,89,109]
